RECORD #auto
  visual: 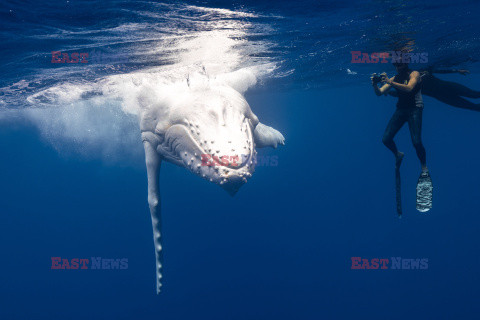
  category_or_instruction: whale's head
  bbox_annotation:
[144,85,258,195]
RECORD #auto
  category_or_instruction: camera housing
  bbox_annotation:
[371,73,384,84]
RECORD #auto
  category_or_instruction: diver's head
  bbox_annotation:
[393,62,409,74]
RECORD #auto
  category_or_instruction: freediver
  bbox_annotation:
[387,66,480,111]
[372,62,433,212]
[372,62,428,174]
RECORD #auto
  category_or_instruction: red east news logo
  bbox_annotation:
[350,51,428,64]
[51,257,128,269]
[351,51,390,63]
[51,51,89,63]
[351,257,389,269]
[201,154,240,167]
[201,154,279,167]
[350,257,428,270]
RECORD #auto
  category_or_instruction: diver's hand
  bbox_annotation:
[458,69,470,75]
[381,73,392,84]
[371,72,388,85]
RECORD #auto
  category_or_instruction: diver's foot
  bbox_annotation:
[421,167,429,177]
[395,152,404,169]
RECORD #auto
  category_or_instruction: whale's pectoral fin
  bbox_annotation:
[253,122,285,148]
[143,138,163,294]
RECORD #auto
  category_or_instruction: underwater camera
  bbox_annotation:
[371,73,386,84]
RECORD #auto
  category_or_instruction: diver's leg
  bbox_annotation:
[382,109,407,166]
[443,80,480,98]
[142,135,163,294]
[409,108,433,211]
[433,93,480,112]
[424,78,480,110]
[407,108,427,171]
[253,122,285,148]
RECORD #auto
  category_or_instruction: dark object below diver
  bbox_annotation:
[395,167,402,217]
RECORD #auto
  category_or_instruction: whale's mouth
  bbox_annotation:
[157,116,256,195]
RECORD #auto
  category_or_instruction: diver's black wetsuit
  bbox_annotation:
[389,66,480,111]
[382,71,427,166]
[420,67,480,111]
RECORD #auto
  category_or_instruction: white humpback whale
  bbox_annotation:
[140,71,285,293]
[21,19,284,293]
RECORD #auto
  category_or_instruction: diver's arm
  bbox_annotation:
[432,69,470,75]
[372,76,393,96]
[385,71,420,93]
[432,69,456,74]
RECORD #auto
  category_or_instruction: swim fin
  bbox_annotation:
[416,171,433,212]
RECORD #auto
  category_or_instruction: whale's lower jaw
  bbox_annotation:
[157,119,256,193]
[220,173,248,196]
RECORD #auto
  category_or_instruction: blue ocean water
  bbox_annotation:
[1,0,480,319]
